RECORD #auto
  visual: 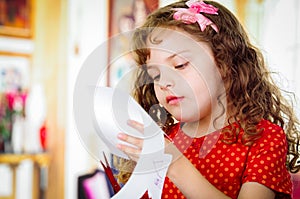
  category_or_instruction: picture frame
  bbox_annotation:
[0,53,31,92]
[107,0,159,87]
[0,0,34,38]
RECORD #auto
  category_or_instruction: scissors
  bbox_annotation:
[100,152,121,194]
[100,152,151,199]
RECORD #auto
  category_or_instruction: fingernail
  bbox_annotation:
[127,120,135,125]
[116,144,122,150]
[117,133,125,139]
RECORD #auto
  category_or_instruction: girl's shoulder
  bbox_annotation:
[258,119,284,131]
[241,119,292,196]
[255,119,286,142]
[222,119,287,148]
[231,119,286,142]
[246,119,288,152]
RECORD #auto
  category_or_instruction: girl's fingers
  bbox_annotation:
[127,119,144,133]
[117,133,144,149]
[116,120,145,161]
[117,143,141,162]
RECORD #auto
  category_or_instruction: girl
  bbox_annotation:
[115,0,300,198]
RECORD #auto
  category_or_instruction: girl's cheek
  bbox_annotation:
[154,86,164,103]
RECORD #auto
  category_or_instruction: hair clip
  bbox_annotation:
[172,0,219,32]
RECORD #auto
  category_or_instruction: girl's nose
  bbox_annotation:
[158,74,174,90]
[159,83,172,90]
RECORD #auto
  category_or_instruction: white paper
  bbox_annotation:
[93,87,172,199]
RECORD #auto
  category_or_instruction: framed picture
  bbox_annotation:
[107,0,159,88]
[0,53,31,92]
[0,0,34,38]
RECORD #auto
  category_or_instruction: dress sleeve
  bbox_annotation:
[242,120,292,197]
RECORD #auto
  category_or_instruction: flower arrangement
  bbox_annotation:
[0,89,27,151]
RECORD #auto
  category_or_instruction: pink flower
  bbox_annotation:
[173,8,199,24]
[5,91,16,111]
[3,90,27,113]
[172,0,219,32]
[187,1,218,14]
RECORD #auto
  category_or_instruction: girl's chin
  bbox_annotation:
[172,115,199,123]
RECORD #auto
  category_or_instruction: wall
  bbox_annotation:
[33,0,68,198]
[261,0,300,102]
[65,0,108,198]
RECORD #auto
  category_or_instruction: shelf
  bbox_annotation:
[0,153,50,199]
[0,153,50,166]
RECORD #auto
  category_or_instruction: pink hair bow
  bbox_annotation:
[172,0,219,32]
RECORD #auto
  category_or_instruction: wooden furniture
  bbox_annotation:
[0,153,50,199]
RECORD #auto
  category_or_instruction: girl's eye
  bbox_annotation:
[174,62,189,69]
[147,70,160,81]
[147,67,160,81]
[152,74,160,81]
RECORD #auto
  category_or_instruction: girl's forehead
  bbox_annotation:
[146,39,213,64]
[146,28,211,56]
[148,28,195,48]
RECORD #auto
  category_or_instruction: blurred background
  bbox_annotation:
[0,0,299,199]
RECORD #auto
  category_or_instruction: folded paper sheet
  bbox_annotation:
[93,87,172,199]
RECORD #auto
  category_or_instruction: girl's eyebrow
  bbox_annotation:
[166,50,190,60]
[146,50,190,68]
[146,64,154,69]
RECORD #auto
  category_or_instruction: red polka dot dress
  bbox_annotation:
[162,119,293,199]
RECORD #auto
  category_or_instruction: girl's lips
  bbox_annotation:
[166,96,183,105]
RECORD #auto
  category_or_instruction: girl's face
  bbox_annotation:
[146,29,224,124]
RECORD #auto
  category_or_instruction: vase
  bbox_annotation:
[0,135,4,152]
[12,115,24,153]
[0,134,13,153]
[4,138,13,153]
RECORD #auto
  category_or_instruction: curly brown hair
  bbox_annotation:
[116,0,300,183]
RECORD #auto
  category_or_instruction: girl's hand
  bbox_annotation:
[117,120,144,162]
[116,119,182,163]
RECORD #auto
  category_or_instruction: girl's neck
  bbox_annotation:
[182,106,228,138]
[182,120,209,138]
